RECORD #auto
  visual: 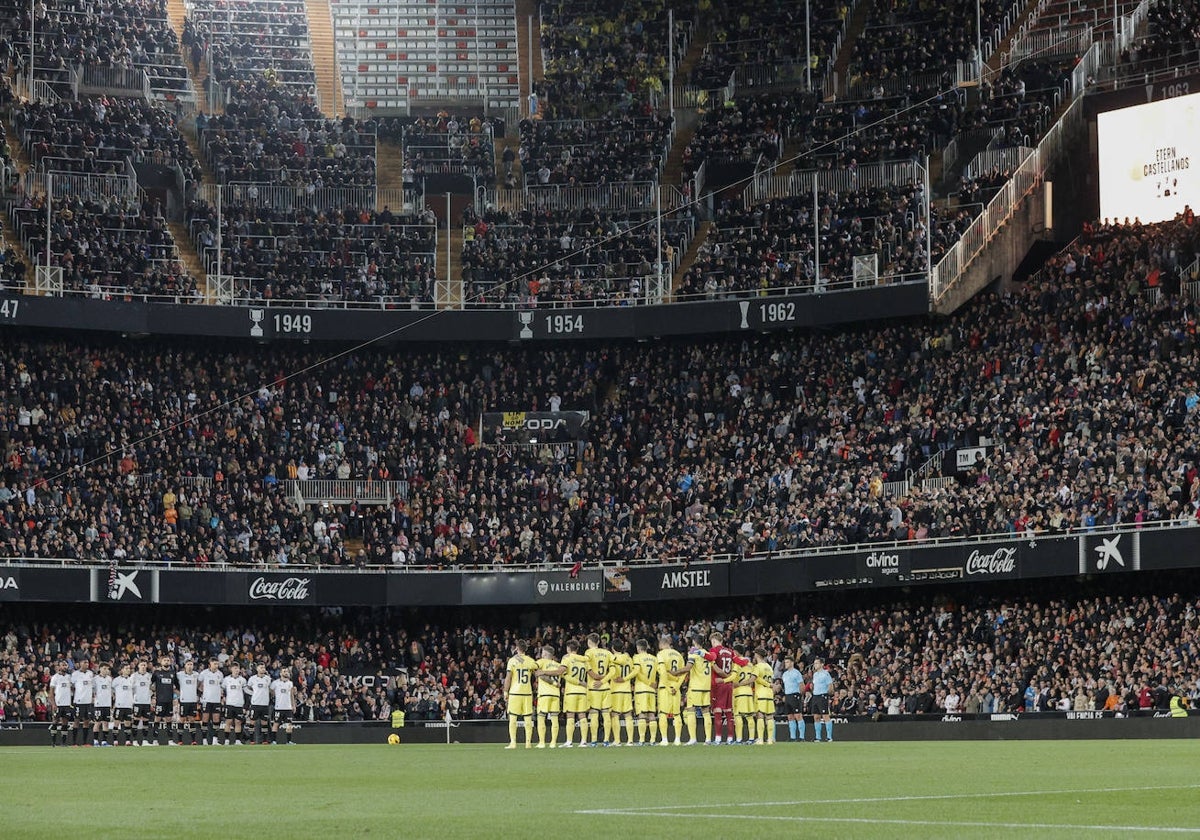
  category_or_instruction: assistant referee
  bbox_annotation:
[811,659,834,743]
[781,657,804,742]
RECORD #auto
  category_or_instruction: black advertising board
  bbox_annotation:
[1017,535,1080,580]
[727,557,809,597]
[4,525,1200,607]
[0,283,929,344]
[531,570,603,604]
[386,572,462,606]
[605,565,730,601]
[15,567,91,602]
[462,572,534,605]
[0,568,19,602]
[1140,527,1200,571]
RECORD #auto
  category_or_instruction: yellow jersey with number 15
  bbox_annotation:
[506,654,537,697]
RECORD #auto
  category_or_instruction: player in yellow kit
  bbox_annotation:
[607,641,636,745]
[534,646,564,749]
[684,634,714,745]
[560,639,591,747]
[632,638,659,745]
[724,654,757,743]
[656,635,687,745]
[502,639,538,749]
[585,633,613,745]
[752,647,777,745]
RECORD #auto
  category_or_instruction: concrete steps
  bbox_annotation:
[164,0,218,114]
[167,219,210,301]
[306,0,343,117]
[515,0,543,102]
[829,2,871,99]
[436,224,464,308]
[376,141,405,199]
[670,220,713,299]
[3,113,37,289]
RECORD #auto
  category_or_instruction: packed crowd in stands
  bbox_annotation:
[801,93,963,168]
[681,92,814,184]
[0,213,1197,566]
[197,92,377,188]
[0,0,190,97]
[518,112,672,186]
[536,0,689,118]
[962,62,1067,149]
[8,193,196,299]
[1118,0,1200,79]
[688,0,847,90]
[676,184,953,297]
[13,97,201,186]
[847,0,1017,92]
[397,114,497,182]
[184,199,437,305]
[460,203,692,306]
[2,578,1198,723]
[183,0,316,96]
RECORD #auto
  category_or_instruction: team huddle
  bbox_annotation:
[46,656,299,746]
[502,631,805,749]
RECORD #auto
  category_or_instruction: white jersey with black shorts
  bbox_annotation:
[177,671,200,716]
[222,675,248,719]
[247,674,272,720]
[50,673,73,719]
[71,669,96,719]
[271,679,295,723]
[93,675,113,721]
[131,672,153,718]
[199,668,224,714]
[113,676,135,721]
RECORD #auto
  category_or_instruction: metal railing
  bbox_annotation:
[931,85,1086,304]
[746,159,923,204]
[2,517,1192,572]
[282,479,409,504]
[486,181,659,212]
[963,146,1034,180]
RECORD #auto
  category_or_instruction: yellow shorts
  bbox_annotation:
[686,689,711,709]
[507,694,533,717]
[658,687,681,716]
[610,691,633,715]
[588,689,611,712]
[756,698,776,716]
[635,690,658,715]
[734,693,755,716]
[564,692,588,714]
[537,694,561,715]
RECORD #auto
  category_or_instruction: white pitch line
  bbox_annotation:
[578,782,1200,813]
[574,810,1200,834]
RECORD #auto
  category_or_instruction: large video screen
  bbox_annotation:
[1097,92,1198,224]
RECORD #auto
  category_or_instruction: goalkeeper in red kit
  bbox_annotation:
[707,632,736,744]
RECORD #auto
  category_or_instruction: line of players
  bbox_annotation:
[46,655,299,746]
[502,631,813,748]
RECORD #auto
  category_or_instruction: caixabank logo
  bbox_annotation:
[1079,532,1140,574]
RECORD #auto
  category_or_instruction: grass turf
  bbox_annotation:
[1,739,1196,838]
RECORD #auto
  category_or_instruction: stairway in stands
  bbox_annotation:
[306,0,344,117]
[669,221,712,300]
[0,126,35,285]
[164,0,217,113]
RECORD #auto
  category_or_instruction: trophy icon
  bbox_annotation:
[738,300,750,329]
[249,308,265,337]
[518,311,534,339]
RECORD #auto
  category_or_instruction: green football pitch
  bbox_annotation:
[1,739,1196,838]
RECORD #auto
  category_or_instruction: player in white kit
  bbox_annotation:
[271,667,297,745]
[92,664,114,746]
[176,660,201,745]
[198,658,224,745]
[49,661,73,747]
[131,660,154,745]
[221,662,248,745]
[113,664,136,746]
[70,659,96,747]
[246,663,273,745]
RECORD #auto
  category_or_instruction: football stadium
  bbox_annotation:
[2,0,1200,836]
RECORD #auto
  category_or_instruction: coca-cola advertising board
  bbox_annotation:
[245,573,316,604]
